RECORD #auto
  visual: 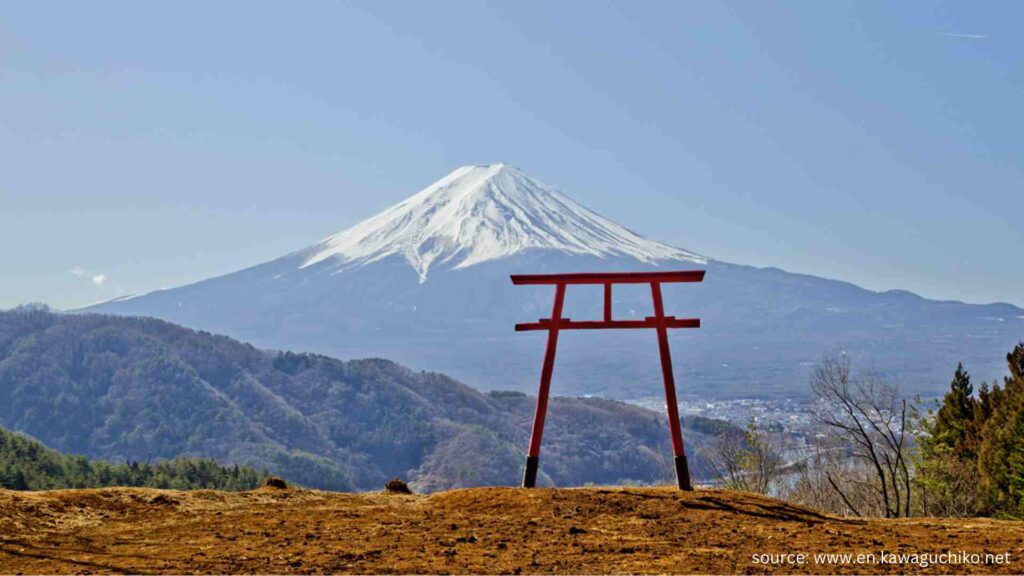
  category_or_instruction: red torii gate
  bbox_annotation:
[512,270,705,490]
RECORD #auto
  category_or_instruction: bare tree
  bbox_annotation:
[706,419,783,495]
[783,437,891,517]
[809,354,913,518]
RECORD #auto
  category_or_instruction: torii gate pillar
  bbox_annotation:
[512,270,704,491]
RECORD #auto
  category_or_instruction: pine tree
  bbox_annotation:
[933,363,975,458]
[914,362,985,516]
[1007,343,1024,385]
[977,343,1024,515]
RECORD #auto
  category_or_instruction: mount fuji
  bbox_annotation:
[299,163,703,281]
[83,164,1022,398]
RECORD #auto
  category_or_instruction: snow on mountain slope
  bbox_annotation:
[78,163,1023,399]
[299,163,705,281]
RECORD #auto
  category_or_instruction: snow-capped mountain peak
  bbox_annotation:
[300,163,705,281]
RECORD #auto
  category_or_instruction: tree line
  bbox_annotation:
[0,425,266,491]
[917,341,1024,517]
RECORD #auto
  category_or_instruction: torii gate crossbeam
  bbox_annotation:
[511,270,705,490]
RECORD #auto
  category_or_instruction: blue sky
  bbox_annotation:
[2,1,1021,309]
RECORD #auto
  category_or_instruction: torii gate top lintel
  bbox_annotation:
[512,269,705,491]
[510,270,705,285]
[512,270,704,332]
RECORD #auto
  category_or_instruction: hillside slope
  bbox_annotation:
[83,164,1024,398]
[1,485,1022,574]
[0,308,724,491]
[0,425,264,491]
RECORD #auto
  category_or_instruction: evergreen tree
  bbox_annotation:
[0,425,265,491]
[4,469,30,490]
[932,363,976,458]
[977,343,1024,515]
[915,363,985,516]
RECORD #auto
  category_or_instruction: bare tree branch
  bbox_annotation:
[826,470,862,517]
[809,354,913,517]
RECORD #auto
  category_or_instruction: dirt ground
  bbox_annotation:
[1,484,1022,574]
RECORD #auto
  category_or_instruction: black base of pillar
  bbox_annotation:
[674,455,693,491]
[522,456,540,488]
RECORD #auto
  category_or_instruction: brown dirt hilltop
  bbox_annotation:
[1,485,1022,574]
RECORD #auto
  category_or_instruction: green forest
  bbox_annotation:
[0,425,265,491]
[917,342,1024,517]
[0,307,726,491]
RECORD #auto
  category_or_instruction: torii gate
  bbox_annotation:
[511,270,705,490]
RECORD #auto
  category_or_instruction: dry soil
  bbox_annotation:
[1,484,1022,574]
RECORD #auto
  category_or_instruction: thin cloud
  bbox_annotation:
[70,266,111,288]
[936,32,988,40]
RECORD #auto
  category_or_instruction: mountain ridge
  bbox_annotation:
[0,307,725,491]
[80,165,1023,398]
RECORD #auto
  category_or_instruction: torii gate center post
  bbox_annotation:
[511,270,705,491]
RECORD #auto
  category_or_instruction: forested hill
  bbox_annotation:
[0,307,726,491]
[0,425,265,491]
